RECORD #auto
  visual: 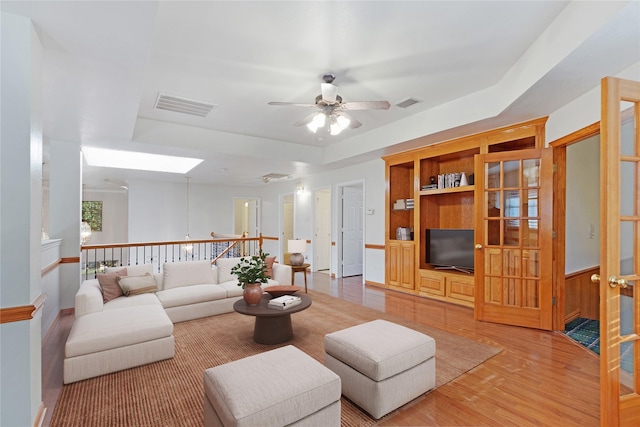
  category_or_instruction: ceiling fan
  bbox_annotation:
[268,74,390,135]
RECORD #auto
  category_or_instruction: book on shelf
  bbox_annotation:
[268,295,302,310]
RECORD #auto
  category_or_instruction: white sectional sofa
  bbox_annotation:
[64,258,292,383]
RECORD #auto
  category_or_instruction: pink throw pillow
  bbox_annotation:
[97,268,128,303]
[264,256,276,278]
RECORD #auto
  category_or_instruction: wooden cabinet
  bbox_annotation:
[388,240,415,290]
[418,269,474,307]
[384,118,546,307]
[418,269,445,296]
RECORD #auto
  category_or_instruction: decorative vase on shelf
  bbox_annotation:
[460,172,469,186]
[243,283,263,306]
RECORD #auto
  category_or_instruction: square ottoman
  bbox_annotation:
[324,319,435,419]
[203,345,341,427]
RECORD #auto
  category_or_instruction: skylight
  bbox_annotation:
[82,147,203,174]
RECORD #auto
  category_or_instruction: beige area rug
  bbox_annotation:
[51,290,501,426]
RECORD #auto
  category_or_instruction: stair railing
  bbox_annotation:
[80,233,274,281]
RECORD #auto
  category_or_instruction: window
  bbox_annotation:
[82,201,103,232]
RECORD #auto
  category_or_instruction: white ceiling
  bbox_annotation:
[3,1,639,189]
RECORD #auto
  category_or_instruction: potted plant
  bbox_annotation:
[231,252,270,306]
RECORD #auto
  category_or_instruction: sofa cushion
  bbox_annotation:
[216,257,240,283]
[65,305,173,358]
[105,264,154,277]
[97,268,127,303]
[163,260,215,290]
[104,293,161,311]
[155,284,227,309]
[216,281,242,298]
[117,273,158,296]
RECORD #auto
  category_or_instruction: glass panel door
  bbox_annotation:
[474,149,553,330]
[599,77,640,426]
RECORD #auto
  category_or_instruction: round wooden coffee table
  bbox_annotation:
[233,294,312,344]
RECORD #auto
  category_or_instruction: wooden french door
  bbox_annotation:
[598,76,640,425]
[474,148,554,330]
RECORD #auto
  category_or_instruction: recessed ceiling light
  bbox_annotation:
[82,147,203,174]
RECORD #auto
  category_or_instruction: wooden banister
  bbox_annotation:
[80,235,278,280]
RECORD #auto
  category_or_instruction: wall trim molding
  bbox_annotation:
[34,402,46,427]
[0,293,47,324]
[365,280,386,288]
[41,258,61,277]
[365,244,385,250]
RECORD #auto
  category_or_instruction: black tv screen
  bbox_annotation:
[425,229,475,272]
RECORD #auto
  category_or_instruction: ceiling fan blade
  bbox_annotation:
[268,101,317,108]
[341,100,391,110]
[320,83,339,103]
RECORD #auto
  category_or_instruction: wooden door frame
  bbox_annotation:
[549,109,635,331]
[549,121,601,330]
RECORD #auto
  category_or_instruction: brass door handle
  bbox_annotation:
[592,274,631,288]
[475,244,483,250]
[608,276,629,289]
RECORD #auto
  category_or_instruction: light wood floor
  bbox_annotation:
[42,273,600,426]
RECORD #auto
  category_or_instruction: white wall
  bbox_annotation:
[565,135,600,273]
[82,189,128,245]
[127,179,262,242]
[0,12,44,426]
[546,62,640,143]
[123,158,387,284]
[253,159,386,282]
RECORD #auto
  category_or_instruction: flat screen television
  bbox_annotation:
[425,228,475,273]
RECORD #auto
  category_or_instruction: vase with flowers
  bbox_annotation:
[231,252,270,306]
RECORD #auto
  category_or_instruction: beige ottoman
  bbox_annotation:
[204,345,341,427]
[324,319,436,419]
[64,305,174,384]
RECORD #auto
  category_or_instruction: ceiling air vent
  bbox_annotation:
[396,97,422,109]
[154,93,216,117]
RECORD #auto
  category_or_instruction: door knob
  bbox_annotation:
[475,244,483,250]
[591,274,630,288]
[608,276,629,289]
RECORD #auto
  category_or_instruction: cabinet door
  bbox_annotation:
[474,149,553,330]
[419,269,445,296]
[388,241,401,287]
[399,242,415,290]
[447,274,474,302]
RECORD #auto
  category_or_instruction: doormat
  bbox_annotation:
[564,317,633,374]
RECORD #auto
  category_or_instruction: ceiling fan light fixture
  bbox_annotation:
[306,113,326,133]
[330,116,342,135]
[336,115,350,130]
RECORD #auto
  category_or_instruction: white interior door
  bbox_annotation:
[314,188,331,271]
[342,185,363,277]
